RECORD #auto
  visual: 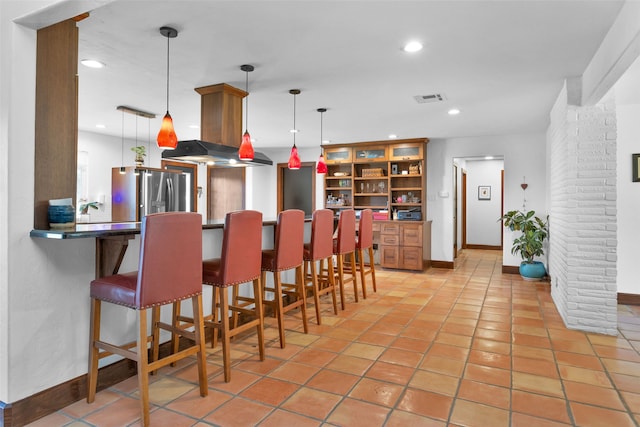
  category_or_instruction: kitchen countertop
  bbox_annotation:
[29,218,282,240]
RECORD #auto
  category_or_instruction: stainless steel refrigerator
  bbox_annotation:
[111,167,191,222]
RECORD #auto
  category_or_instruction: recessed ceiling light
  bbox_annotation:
[188,124,200,129]
[322,139,331,144]
[95,124,105,129]
[290,129,299,133]
[485,156,494,160]
[207,161,215,165]
[403,41,423,53]
[80,59,105,68]
[388,134,397,139]
[448,108,461,115]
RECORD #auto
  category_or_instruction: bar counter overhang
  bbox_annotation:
[30,218,293,279]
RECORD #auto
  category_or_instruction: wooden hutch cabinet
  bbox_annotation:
[323,138,430,271]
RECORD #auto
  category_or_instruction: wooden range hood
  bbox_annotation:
[162,83,272,166]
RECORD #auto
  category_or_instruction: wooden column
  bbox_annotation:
[34,19,79,229]
[195,83,246,147]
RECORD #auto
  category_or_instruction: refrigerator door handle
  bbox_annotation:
[166,176,174,211]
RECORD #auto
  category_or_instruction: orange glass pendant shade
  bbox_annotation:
[316,154,327,174]
[288,144,301,170]
[239,130,254,161]
[157,111,178,149]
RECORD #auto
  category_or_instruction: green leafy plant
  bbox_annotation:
[79,201,99,215]
[499,210,548,264]
[130,145,146,159]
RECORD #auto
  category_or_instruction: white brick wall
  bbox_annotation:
[548,81,618,335]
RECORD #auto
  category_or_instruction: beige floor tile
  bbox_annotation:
[37,249,640,427]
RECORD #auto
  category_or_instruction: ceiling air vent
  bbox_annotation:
[414,93,446,104]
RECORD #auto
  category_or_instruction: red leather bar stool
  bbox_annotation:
[333,209,358,308]
[201,210,265,383]
[303,208,338,324]
[259,209,308,348]
[87,212,207,427]
[355,208,377,298]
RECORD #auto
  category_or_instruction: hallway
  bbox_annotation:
[30,250,640,426]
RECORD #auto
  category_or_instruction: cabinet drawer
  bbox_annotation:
[401,247,423,270]
[400,224,423,247]
[380,245,399,269]
[380,223,400,235]
[379,234,399,246]
[372,222,381,232]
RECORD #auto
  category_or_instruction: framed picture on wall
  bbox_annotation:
[633,154,640,182]
[478,185,491,200]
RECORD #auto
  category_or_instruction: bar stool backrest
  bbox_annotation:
[357,209,373,249]
[335,209,356,254]
[137,212,202,308]
[274,209,305,270]
[220,210,263,285]
[309,209,334,260]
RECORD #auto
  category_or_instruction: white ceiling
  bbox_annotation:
[72,0,625,148]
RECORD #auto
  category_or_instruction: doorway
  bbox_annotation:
[277,162,315,215]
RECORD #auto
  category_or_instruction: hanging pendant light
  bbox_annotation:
[157,26,178,149]
[316,108,328,174]
[239,64,255,161]
[288,89,301,170]
[119,107,126,174]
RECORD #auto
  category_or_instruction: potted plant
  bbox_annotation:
[499,209,549,280]
[131,145,146,166]
[79,201,99,215]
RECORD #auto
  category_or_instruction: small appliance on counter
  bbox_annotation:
[111,167,191,222]
[397,208,422,221]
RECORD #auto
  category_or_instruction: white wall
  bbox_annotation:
[615,103,640,295]
[464,159,504,247]
[427,133,546,265]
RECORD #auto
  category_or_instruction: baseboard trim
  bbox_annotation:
[618,293,640,306]
[502,265,520,275]
[465,244,501,251]
[431,260,454,269]
[1,339,184,427]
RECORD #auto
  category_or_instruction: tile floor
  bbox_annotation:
[29,249,640,426]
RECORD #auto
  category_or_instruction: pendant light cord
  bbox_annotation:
[165,34,170,112]
[121,109,125,167]
[245,70,249,131]
[293,92,297,147]
[320,110,323,151]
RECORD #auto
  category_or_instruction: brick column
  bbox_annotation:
[548,81,618,335]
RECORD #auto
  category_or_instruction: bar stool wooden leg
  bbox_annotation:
[336,254,346,310]
[350,251,359,302]
[152,306,161,372]
[137,308,150,427]
[211,287,219,348]
[357,248,367,300]
[327,260,338,314]
[369,246,377,293]
[168,303,177,364]
[87,298,101,404]
[296,264,308,334]
[252,277,266,360]
[191,294,208,395]
[219,286,232,382]
[273,272,286,348]
[309,260,322,324]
